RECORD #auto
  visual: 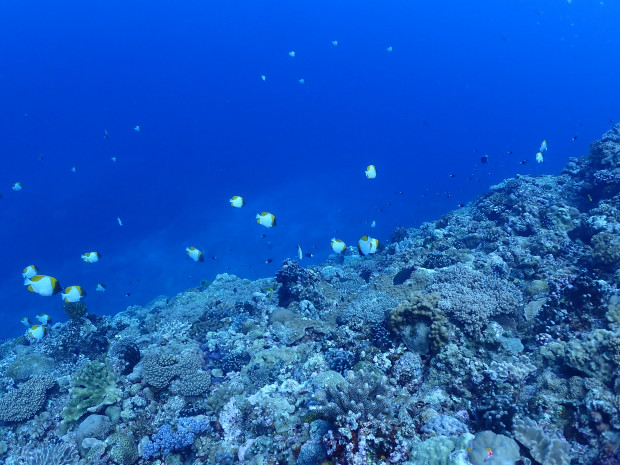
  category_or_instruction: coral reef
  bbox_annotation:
[3,124,620,464]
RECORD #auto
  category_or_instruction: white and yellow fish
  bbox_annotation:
[21,317,30,327]
[261,75,266,81]
[540,140,548,152]
[134,125,141,132]
[24,275,62,297]
[71,166,77,173]
[331,238,346,254]
[369,237,379,253]
[28,325,46,340]
[299,78,305,84]
[62,285,86,303]
[289,51,296,57]
[186,246,204,262]
[12,182,23,191]
[96,283,106,292]
[358,236,379,256]
[111,156,117,163]
[22,265,38,280]
[297,244,303,260]
[365,165,377,179]
[536,152,544,163]
[332,40,338,46]
[36,313,51,325]
[117,217,123,226]
[370,220,376,228]
[256,212,276,228]
[81,252,100,263]
[386,46,393,52]
[230,196,245,208]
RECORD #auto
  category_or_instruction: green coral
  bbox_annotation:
[389,292,449,353]
[107,433,138,465]
[565,329,620,384]
[61,360,120,422]
[64,301,88,319]
[592,232,620,266]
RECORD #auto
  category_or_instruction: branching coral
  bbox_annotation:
[61,360,120,422]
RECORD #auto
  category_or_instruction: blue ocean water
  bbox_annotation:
[1,0,618,340]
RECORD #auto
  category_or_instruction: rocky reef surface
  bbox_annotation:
[2,125,620,464]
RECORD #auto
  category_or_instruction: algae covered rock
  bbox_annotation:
[5,352,55,381]
[75,414,112,450]
[407,433,473,465]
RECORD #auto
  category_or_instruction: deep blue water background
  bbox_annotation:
[1,0,619,339]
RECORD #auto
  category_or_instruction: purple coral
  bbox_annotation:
[141,417,212,459]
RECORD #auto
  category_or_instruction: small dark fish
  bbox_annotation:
[506,151,513,155]
[458,203,465,208]
[449,174,456,178]
[261,234,267,238]
[104,129,109,140]
[265,258,273,264]
[125,292,131,297]
[211,256,216,260]
[572,135,578,141]
[520,160,528,165]
[480,155,488,164]
[305,253,314,258]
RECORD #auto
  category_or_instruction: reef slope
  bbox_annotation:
[2,125,620,464]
